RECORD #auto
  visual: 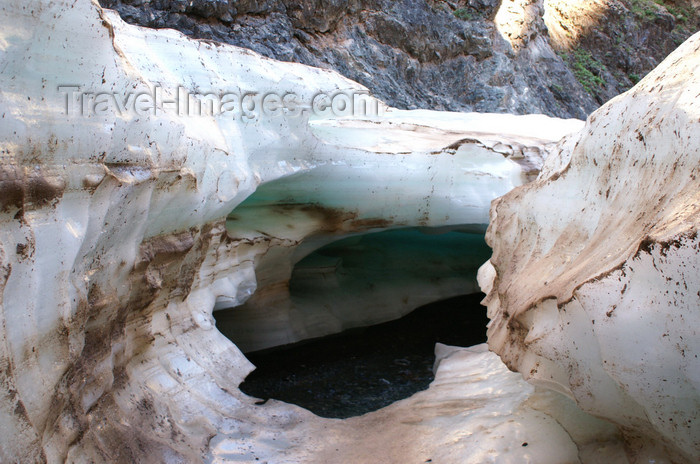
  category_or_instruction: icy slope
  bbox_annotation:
[480,31,700,462]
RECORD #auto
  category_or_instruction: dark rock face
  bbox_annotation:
[99,0,699,119]
[545,0,700,107]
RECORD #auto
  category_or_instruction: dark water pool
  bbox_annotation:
[238,293,488,418]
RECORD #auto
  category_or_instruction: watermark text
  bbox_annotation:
[57,85,384,120]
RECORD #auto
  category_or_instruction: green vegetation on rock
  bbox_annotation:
[629,0,660,20]
[631,0,695,31]
[453,8,472,21]
[653,0,692,23]
[560,49,607,95]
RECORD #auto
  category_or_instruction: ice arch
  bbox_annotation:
[213,113,566,351]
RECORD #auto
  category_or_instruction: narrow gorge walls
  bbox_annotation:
[0,0,593,461]
[1,0,699,462]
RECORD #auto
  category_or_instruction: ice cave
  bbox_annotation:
[0,0,698,462]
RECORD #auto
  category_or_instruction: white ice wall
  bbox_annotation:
[0,0,672,462]
[480,31,700,462]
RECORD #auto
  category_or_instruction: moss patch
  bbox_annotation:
[629,0,660,20]
[560,49,608,95]
[453,8,473,20]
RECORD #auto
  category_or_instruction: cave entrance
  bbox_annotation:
[236,293,487,419]
[213,226,491,418]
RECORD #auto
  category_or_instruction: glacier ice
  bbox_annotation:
[0,0,593,461]
[2,0,696,462]
[215,107,581,351]
[480,31,700,462]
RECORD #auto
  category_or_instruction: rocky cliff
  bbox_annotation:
[100,0,699,119]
